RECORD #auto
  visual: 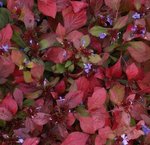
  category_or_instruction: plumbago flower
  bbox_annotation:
[0,0,150,145]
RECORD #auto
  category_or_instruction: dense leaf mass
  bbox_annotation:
[0,0,150,145]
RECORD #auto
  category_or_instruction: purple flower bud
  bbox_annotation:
[131,25,137,32]
[1,44,9,52]
[132,12,141,19]
[84,63,92,73]
[107,16,113,25]
[142,125,150,135]
[99,33,107,39]
[0,1,3,7]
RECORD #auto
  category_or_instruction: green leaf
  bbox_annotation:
[89,26,108,37]
[65,61,72,68]
[12,31,27,48]
[15,111,26,120]
[0,8,12,29]
[0,120,6,127]
[23,99,35,107]
[130,118,136,126]
[76,105,89,117]
[55,64,65,73]
[23,71,33,83]
[89,54,102,64]
[68,64,74,72]
[81,35,91,48]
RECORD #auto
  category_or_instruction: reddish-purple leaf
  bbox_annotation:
[90,0,103,16]
[54,79,66,95]
[106,58,122,79]
[78,116,96,134]
[0,56,15,79]
[65,90,84,109]
[0,107,13,121]
[31,64,44,80]
[38,0,57,18]
[0,24,13,44]
[13,88,23,108]
[70,1,88,13]
[1,94,18,115]
[128,41,150,63]
[32,112,50,126]
[43,47,71,63]
[61,132,89,145]
[23,137,40,145]
[56,23,66,38]
[63,6,87,33]
[56,0,70,12]
[21,6,35,28]
[109,83,125,105]
[104,0,121,11]
[126,63,139,80]
[88,87,107,111]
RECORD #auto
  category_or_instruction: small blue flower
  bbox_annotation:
[1,44,9,52]
[107,16,113,25]
[131,25,137,32]
[84,63,92,73]
[132,12,141,19]
[142,125,150,135]
[99,33,107,39]
[0,1,3,7]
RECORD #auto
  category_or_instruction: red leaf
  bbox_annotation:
[38,0,57,18]
[0,56,15,79]
[106,58,122,79]
[104,0,121,10]
[1,94,18,115]
[75,76,90,95]
[109,83,125,105]
[32,112,50,126]
[43,47,71,63]
[78,116,96,134]
[128,41,150,63]
[126,63,139,80]
[56,23,66,38]
[138,72,150,93]
[90,108,106,130]
[31,64,44,80]
[21,6,35,28]
[56,0,70,12]
[0,107,13,121]
[95,135,106,145]
[13,88,23,108]
[88,87,107,111]
[23,137,40,145]
[90,0,103,16]
[0,24,13,44]
[61,132,89,145]
[54,80,66,95]
[63,7,87,33]
[67,112,75,127]
[65,90,84,109]
[11,50,24,66]
[70,1,88,13]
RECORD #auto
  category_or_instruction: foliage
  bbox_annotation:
[0,0,150,145]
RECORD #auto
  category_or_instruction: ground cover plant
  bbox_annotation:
[0,0,150,144]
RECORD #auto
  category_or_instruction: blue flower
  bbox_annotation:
[132,12,141,19]
[0,1,3,7]
[99,33,107,39]
[1,44,9,52]
[84,63,92,73]
[107,16,113,25]
[142,125,150,135]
